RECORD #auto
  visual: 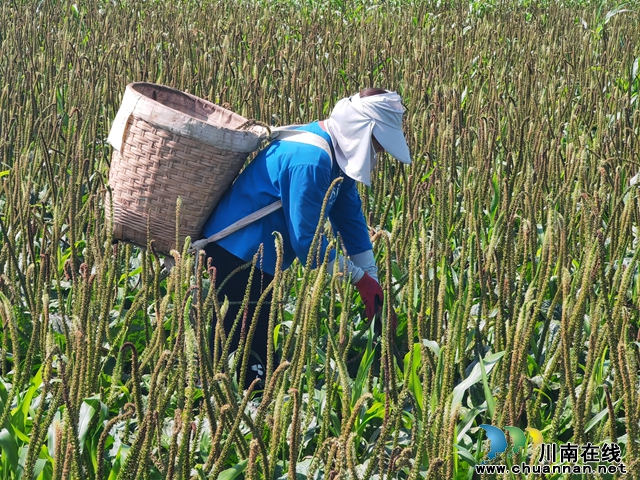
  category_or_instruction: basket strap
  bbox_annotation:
[190,200,283,252]
[191,128,333,253]
[271,126,334,159]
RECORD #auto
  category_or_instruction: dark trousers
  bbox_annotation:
[203,242,273,389]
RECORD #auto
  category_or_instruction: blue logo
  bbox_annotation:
[479,425,538,462]
[480,424,508,460]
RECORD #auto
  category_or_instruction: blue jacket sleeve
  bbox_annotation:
[328,181,372,255]
[279,164,337,268]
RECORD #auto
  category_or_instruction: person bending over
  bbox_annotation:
[200,87,411,388]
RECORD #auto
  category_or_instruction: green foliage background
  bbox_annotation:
[0,0,639,478]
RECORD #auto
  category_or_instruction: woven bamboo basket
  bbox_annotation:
[106,82,269,254]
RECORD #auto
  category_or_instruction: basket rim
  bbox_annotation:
[128,82,244,125]
[108,82,270,154]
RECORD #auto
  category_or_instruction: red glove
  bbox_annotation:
[354,272,384,322]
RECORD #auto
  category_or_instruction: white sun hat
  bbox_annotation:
[325,90,411,186]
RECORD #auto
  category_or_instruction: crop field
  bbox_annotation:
[1,0,640,479]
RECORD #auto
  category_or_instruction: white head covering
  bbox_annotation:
[325,91,411,186]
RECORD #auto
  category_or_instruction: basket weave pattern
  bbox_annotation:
[107,83,267,254]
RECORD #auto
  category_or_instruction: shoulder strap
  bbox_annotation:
[190,126,333,252]
[190,200,282,251]
[271,126,334,160]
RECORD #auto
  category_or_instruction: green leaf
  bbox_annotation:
[107,444,129,480]
[33,458,48,479]
[391,261,402,282]
[479,355,495,419]
[0,428,19,472]
[12,366,43,433]
[455,443,477,467]
[0,379,7,410]
[218,459,248,480]
[0,170,9,178]
[12,424,31,443]
[356,400,385,436]
[17,444,28,479]
[422,339,440,357]
[47,412,62,457]
[603,7,629,25]
[118,266,142,284]
[11,365,44,426]
[490,172,500,217]
[430,346,446,412]
[451,351,504,409]
[80,395,109,468]
[584,399,621,433]
[78,400,98,453]
[274,323,281,350]
[404,343,423,413]
[456,405,487,443]
[352,324,375,408]
[83,395,109,425]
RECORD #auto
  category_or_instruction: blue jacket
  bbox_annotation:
[201,122,372,275]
